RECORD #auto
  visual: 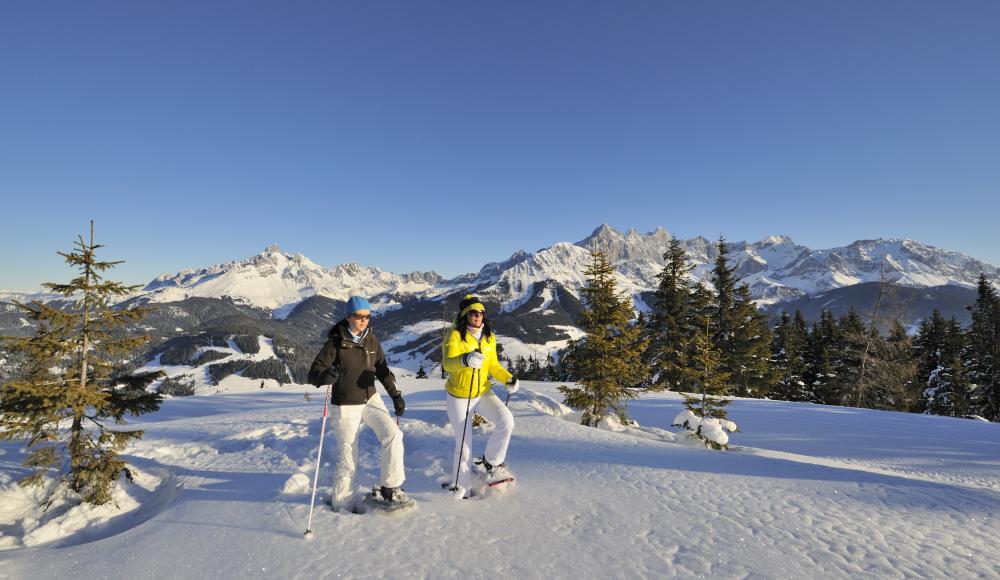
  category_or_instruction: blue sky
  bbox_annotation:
[2,1,998,291]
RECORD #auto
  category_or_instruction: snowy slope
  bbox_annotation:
[136,335,292,395]
[2,378,998,578]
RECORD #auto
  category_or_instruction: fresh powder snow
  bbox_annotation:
[1,376,998,578]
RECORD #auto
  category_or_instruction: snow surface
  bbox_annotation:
[2,378,999,579]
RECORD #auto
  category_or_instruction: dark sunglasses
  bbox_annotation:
[466,310,485,317]
[350,313,372,320]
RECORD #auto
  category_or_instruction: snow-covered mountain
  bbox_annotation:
[140,245,444,317]
[7,227,996,316]
[135,226,999,316]
[565,225,1000,304]
[4,227,997,375]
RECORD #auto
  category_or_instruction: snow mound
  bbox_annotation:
[0,469,179,551]
[673,409,739,447]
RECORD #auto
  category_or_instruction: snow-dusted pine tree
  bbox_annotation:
[673,316,737,450]
[0,222,161,505]
[560,248,648,426]
[916,311,968,416]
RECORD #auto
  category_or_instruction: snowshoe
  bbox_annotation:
[475,456,515,487]
[364,486,415,512]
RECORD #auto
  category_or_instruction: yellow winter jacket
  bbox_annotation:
[442,328,513,398]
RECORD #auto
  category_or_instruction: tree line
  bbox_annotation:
[552,238,1000,446]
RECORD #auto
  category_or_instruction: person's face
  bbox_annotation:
[465,309,485,328]
[348,310,371,334]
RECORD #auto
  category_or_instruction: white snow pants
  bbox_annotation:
[329,394,404,509]
[446,390,514,490]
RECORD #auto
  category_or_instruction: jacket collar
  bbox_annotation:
[332,319,368,344]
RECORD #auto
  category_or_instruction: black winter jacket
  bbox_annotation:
[307,320,400,405]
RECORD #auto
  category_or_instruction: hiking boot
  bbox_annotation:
[476,456,513,483]
[378,486,412,505]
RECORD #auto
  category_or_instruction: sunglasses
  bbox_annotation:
[350,313,372,321]
[466,310,485,317]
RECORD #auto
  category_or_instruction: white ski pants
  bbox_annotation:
[446,390,514,490]
[329,393,404,509]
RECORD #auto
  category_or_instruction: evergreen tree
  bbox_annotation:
[805,310,840,404]
[673,316,736,450]
[526,355,542,379]
[513,356,527,377]
[771,311,810,401]
[710,237,738,361]
[0,223,162,505]
[708,238,773,397]
[544,352,559,381]
[728,283,775,397]
[416,365,427,379]
[559,249,648,425]
[924,346,972,418]
[966,274,1000,420]
[832,309,867,406]
[915,310,951,397]
[552,348,574,381]
[644,237,698,391]
[915,310,965,415]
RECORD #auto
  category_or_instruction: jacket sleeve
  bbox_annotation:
[442,330,467,374]
[307,339,338,386]
[373,340,400,398]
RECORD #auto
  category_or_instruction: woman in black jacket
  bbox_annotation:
[308,295,409,511]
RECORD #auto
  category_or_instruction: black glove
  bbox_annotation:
[391,394,405,417]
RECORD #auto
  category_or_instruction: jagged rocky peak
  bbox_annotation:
[578,223,622,247]
[759,235,796,247]
[576,224,677,264]
[399,271,443,285]
[649,226,672,240]
[331,261,372,276]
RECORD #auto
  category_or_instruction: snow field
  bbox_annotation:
[0,378,998,579]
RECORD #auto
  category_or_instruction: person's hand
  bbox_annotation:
[506,376,520,394]
[391,394,405,417]
[462,352,485,369]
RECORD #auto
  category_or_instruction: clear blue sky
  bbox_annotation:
[2,1,998,292]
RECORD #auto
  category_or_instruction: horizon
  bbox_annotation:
[3,2,999,291]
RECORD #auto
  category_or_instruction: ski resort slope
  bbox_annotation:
[2,377,999,579]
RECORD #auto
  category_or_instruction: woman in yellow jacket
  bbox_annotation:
[442,294,520,497]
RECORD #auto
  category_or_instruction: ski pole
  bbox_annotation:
[451,365,477,491]
[304,384,332,538]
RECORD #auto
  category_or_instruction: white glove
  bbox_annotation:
[506,378,520,394]
[462,352,485,369]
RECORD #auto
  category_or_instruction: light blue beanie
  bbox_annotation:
[344,296,372,317]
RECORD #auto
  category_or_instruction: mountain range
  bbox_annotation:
[133,225,999,311]
[3,225,998,378]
